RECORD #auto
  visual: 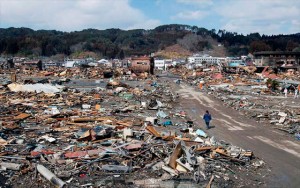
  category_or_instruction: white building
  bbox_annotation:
[186,55,226,69]
[63,59,85,68]
[44,60,58,68]
[188,55,224,65]
[171,60,179,66]
[154,59,174,70]
[97,59,112,67]
[154,59,165,70]
[164,59,173,69]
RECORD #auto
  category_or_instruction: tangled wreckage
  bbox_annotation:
[0,66,268,188]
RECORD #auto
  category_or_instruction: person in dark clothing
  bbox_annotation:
[203,110,212,129]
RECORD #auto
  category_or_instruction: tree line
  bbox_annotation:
[0,24,299,58]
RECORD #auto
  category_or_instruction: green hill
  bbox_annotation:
[0,24,299,58]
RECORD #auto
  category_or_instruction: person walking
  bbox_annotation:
[203,110,212,129]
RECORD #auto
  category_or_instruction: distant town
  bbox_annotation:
[1,50,300,74]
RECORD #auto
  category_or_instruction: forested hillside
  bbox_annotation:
[1,24,300,58]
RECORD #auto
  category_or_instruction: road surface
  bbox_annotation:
[166,79,300,188]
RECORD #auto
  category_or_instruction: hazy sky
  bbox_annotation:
[0,0,299,35]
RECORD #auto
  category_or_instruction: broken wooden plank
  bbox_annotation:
[95,117,116,121]
[196,146,213,152]
[0,138,8,146]
[206,175,214,188]
[145,126,161,137]
[116,121,132,127]
[169,141,183,169]
[72,117,95,123]
[174,137,191,141]
[14,113,31,120]
[214,148,246,164]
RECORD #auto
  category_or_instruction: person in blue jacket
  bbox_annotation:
[203,110,212,129]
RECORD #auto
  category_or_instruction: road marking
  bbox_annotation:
[178,84,214,106]
[216,111,253,127]
[228,125,244,131]
[247,136,254,140]
[215,118,244,131]
[179,93,192,98]
[213,108,253,128]
[254,136,300,158]
[282,140,300,150]
[215,118,233,126]
[271,130,285,135]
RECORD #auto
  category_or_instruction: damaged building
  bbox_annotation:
[254,51,300,67]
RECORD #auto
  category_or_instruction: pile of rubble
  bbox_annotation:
[2,66,155,81]
[0,72,268,187]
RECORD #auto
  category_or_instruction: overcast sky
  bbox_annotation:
[0,0,299,35]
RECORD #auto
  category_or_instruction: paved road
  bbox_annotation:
[168,80,300,188]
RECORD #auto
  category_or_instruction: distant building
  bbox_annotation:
[227,59,246,67]
[130,57,154,74]
[164,59,173,69]
[171,59,185,66]
[154,59,165,70]
[253,51,300,66]
[187,55,225,69]
[44,60,59,68]
[63,59,85,68]
[188,55,225,66]
[154,59,175,70]
[23,60,43,70]
[112,59,122,68]
[97,59,110,67]
[121,59,130,68]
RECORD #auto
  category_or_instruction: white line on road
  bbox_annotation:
[179,93,192,98]
[271,130,285,135]
[178,84,214,105]
[215,110,253,127]
[228,125,244,131]
[282,140,300,150]
[254,136,300,158]
[215,118,244,131]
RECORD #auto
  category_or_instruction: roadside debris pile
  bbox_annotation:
[0,77,267,187]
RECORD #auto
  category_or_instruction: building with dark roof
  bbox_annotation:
[253,51,300,67]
